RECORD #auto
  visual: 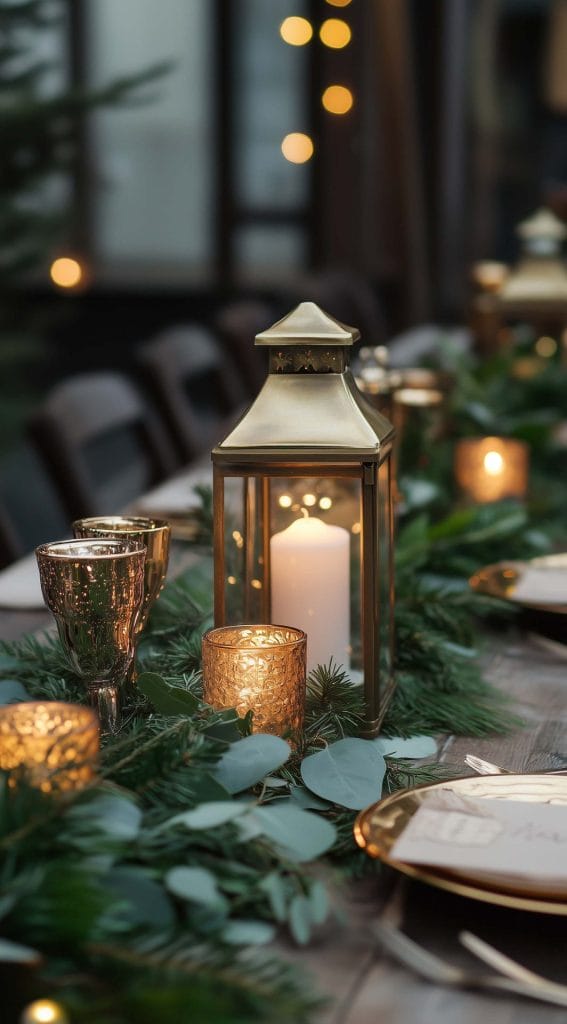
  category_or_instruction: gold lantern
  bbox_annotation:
[471,208,567,355]
[212,302,396,737]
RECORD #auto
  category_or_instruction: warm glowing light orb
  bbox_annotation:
[320,18,351,48]
[319,496,333,510]
[483,451,504,476]
[20,1000,69,1024]
[326,0,352,6]
[322,85,353,114]
[302,493,317,507]
[281,133,314,163]
[535,335,557,358]
[278,494,293,508]
[50,257,82,289]
[280,16,313,45]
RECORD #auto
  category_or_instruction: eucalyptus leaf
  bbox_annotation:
[65,792,142,842]
[301,738,385,810]
[308,880,329,925]
[170,801,252,830]
[258,872,287,922]
[203,709,245,743]
[188,771,231,804]
[221,919,276,945]
[289,785,331,811]
[165,866,228,911]
[0,937,41,963]
[137,671,199,715]
[288,894,311,945]
[374,735,437,759]
[0,679,30,704]
[249,802,336,862]
[213,734,291,793]
[103,868,175,929]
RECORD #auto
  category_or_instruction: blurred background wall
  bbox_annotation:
[1,0,566,449]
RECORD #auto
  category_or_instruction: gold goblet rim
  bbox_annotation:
[203,623,307,651]
[72,515,170,535]
[36,538,146,561]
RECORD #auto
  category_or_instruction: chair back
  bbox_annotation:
[28,372,177,521]
[139,325,245,463]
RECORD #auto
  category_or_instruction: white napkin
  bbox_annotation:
[133,465,212,517]
[0,551,45,610]
[511,566,567,605]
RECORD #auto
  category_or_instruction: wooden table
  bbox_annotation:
[1,554,566,1022]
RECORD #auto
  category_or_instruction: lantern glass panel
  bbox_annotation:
[222,475,266,623]
[269,474,360,676]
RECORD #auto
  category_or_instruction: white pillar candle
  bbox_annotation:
[270,513,350,672]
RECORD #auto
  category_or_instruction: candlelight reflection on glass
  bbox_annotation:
[202,625,306,737]
[0,701,99,792]
[36,539,146,732]
[454,437,529,503]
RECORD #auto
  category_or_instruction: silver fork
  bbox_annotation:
[372,920,567,1008]
[464,754,567,776]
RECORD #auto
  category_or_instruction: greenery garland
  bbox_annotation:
[3,335,567,1022]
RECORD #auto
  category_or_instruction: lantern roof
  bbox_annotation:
[255,301,360,346]
[215,302,393,461]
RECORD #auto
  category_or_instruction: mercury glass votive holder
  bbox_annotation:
[454,436,529,503]
[0,701,99,793]
[202,624,307,737]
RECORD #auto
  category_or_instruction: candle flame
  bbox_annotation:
[483,451,504,476]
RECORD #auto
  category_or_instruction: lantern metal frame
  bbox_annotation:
[212,302,396,736]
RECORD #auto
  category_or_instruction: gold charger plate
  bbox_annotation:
[469,553,567,613]
[354,774,567,915]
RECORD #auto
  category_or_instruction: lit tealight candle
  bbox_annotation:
[270,511,350,673]
[0,702,99,793]
[202,625,306,736]
[454,437,529,503]
[20,999,69,1024]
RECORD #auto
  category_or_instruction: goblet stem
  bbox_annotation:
[90,683,120,734]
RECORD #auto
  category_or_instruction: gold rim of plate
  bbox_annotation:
[469,553,567,613]
[354,774,567,915]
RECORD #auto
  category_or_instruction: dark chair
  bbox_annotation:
[138,325,246,463]
[0,442,71,567]
[27,372,177,522]
[213,300,275,397]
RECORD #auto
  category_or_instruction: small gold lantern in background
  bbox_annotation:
[357,354,453,503]
[0,701,99,792]
[454,437,529,504]
[471,208,567,356]
[212,302,396,737]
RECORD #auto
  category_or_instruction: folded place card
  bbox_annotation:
[391,789,567,885]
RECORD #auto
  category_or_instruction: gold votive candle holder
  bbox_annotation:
[0,701,99,793]
[202,625,307,737]
[454,436,529,503]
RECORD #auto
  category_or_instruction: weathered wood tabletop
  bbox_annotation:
[1,567,566,1023]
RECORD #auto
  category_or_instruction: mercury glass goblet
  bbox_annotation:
[36,539,146,732]
[72,516,171,632]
